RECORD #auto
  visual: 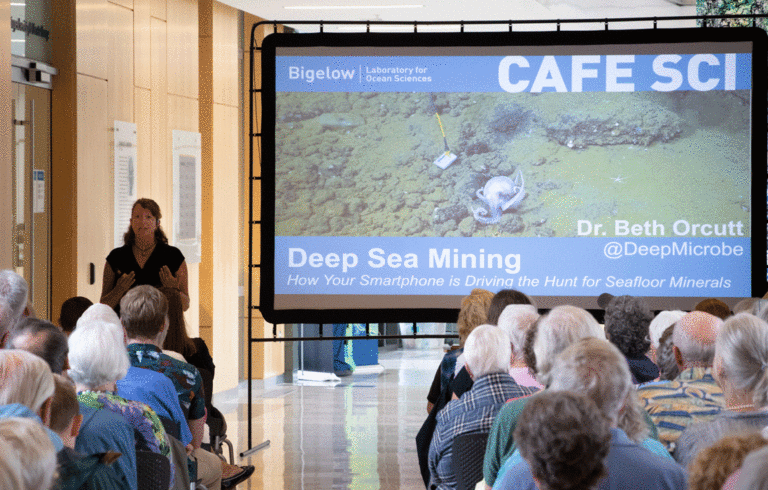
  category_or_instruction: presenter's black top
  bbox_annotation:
[106,243,185,290]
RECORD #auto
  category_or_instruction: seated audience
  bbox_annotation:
[733,444,768,489]
[496,304,541,389]
[428,325,537,490]
[637,311,725,453]
[514,391,612,490]
[68,318,171,464]
[687,432,768,490]
[732,297,759,315]
[0,417,57,490]
[486,289,535,326]
[121,285,253,490]
[418,288,494,486]
[495,338,686,490]
[6,317,69,373]
[694,298,732,320]
[50,374,129,489]
[655,324,680,381]
[0,269,28,342]
[57,296,93,336]
[604,295,658,383]
[648,310,685,363]
[675,313,768,466]
[0,349,62,451]
[483,305,605,489]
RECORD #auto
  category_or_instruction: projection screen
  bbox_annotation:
[259,27,767,324]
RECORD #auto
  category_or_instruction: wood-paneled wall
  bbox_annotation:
[0,0,11,269]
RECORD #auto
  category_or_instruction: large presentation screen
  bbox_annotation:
[260,27,767,324]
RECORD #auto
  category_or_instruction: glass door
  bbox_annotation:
[11,83,51,320]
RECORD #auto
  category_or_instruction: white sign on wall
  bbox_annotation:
[113,121,138,248]
[172,130,202,264]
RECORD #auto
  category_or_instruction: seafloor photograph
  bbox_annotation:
[273,90,752,238]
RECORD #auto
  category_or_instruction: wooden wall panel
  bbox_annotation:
[0,0,11,268]
[167,0,198,99]
[76,75,112,301]
[212,1,238,107]
[150,17,168,201]
[109,0,133,9]
[134,88,152,198]
[134,0,151,89]
[212,103,240,392]
[168,94,200,334]
[77,0,109,80]
[150,0,166,21]
[109,2,134,122]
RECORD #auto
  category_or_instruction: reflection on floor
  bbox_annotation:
[213,347,443,489]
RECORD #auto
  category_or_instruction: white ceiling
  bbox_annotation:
[220,0,697,33]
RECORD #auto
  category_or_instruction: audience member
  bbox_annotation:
[0,349,62,451]
[687,432,768,490]
[604,295,658,383]
[0,417,57,490]
[121,285,254,490]
[50,374,129,490]
[483,305,605,489]
[733,297,759,315]
[6,317,69,373]
[418,288,494,487]
[655,324,680,381]
[648,310,685,363]
[496,304,541,389]
[0,269,28,341]
[0,437,23,489]
[513,391,611,490]
[495,338,686,490]
[428,325,537,490]
[734,444,768,489]
[675,313,768,466]
[694,298,732,320]
[58,296,93,335]
[68,318,171,462]
[486,289,534,326]
[638,311,724,453]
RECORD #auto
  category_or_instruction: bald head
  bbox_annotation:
[672,311,722,368]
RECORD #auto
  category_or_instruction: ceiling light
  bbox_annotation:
[285,5,423,10]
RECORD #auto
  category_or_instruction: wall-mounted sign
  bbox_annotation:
[172,130,202,264]
[113,121,138,248]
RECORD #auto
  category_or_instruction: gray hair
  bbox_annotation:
[0,270,28,334]
[68,319,130,389]
[716,313,768,408]
[0,350,54,413]
[533,305,605,386]
[497,304,539,357]
[0,437,22,489]
[550,338,632,425]
[0,417,56,490]
[464,324,511,378]
[673,311,722,366]
[649,310,686,348]
[736,445,768,490]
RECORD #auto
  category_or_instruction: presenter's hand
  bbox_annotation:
[159,265,179,289]
[115,270,136,292]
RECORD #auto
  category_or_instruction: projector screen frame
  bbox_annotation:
[258,26,767,324]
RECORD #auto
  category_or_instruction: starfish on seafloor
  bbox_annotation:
[610,175,627,183]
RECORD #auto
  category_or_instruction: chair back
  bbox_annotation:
[452,431,489,490]
[136,450,171,490]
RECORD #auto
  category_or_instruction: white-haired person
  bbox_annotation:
[0,417,57,490]
[428,324,538,490]
[68,319,173,484]
[0,349,63,451]
[496,338,686,490]
[483,305,606,489]
[496,304,542,389]
[675,313,768,466]
[648,310,686,363]
[0,269,29,342]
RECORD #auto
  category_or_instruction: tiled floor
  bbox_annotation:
[214,347,444,490]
